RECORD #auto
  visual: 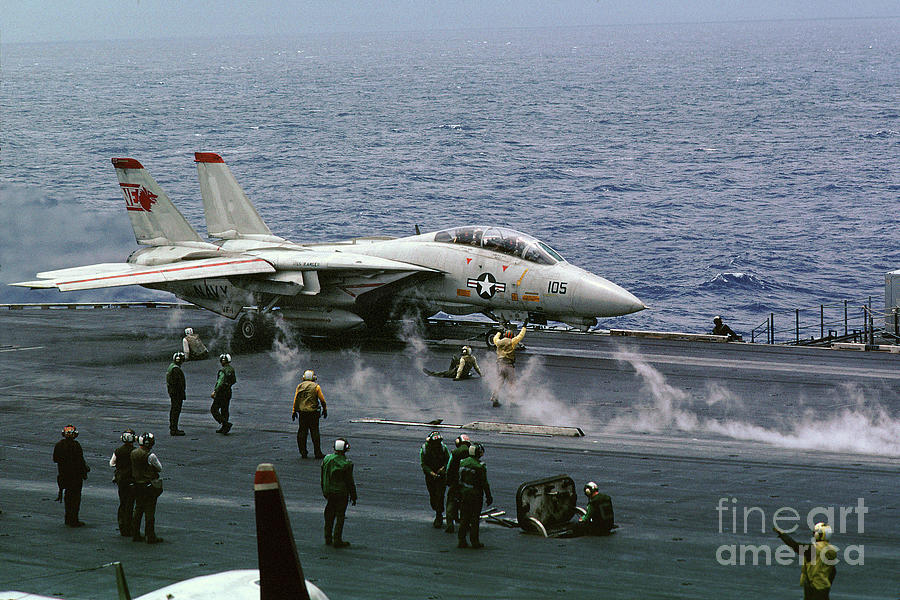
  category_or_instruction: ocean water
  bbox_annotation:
[2,19,899,336]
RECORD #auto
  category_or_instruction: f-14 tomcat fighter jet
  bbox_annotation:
[13,153,646,344]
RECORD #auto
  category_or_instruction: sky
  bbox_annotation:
[2,0,899,44]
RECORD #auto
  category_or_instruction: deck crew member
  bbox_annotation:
[774,523,838,599]
[572,481,615,536]
[321,438,357,548]
[444,434,472,533]
[292,369,328,459]
[420,431,451,528]
[109,429,137,536]
[424,346,483,380]
[712,316,742,341]
[166,352,186,436]
[182,327,209,360]
[53,424,90,527]
[489,325,526,406]
[131,432,164,543]
[457,443,493,549]
[210,353,236,434]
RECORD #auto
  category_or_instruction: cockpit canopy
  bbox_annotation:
[433,226,565,265]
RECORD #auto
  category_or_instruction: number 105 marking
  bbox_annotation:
[547,281,567,294]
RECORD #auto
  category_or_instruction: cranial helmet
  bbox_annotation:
[334,438,349,452]
[455,434,471,448]
[505,330,515,339]
[139,432,155,449]
[184,327,193,336]
[713,316,722,323]
[813,522,833,542]
[173,351,185,363]
[584,481,599,497]
[461,345,471,356]
[62,424,78,439]
[426,431,443,443]
[220,353,231,364]
[469,443,485,458]
[121,429,137,444]
[303,369,316,381]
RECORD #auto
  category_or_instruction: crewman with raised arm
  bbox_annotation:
[774,522,838,599]
[489,324,526,406]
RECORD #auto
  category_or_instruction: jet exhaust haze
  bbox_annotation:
[610,352,900,457]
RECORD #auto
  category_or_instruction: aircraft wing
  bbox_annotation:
[12,257,275,292]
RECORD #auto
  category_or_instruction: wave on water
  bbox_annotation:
[608,353,900,456]
[699,272,772,292]
[861,129,898,139]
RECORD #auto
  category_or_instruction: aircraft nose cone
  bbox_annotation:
[576,273,646,317]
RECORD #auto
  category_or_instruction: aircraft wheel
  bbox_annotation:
[234,313,275,350]
[239,315,258,340]
[485,328,502,349]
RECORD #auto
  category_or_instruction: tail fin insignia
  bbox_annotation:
[121,183,158,212]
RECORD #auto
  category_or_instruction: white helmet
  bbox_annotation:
[468,443,484,458]
[220,353,231,364]
[584,481,599,497]
[461,345,471,356]
[303,369,316,381]
[139,432,155,449]
[455,434,471,448]
[121,429,137,444]
[813,522,833,542]
[334,438,349,452]
[184,327,194,335]
[172,351,185,363]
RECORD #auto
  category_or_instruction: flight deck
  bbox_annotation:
[0,308,897,599]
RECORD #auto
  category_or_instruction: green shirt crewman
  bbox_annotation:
[166,352,186,436]
[444,434,472,533]
[210,353,236,434]
[321,438,357,548]
[456,444,493,549]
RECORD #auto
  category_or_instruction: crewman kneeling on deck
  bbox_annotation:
[424,346,483,380]
[182,327,209,360]
[567,481,615,536]
[420,431,450,528]
[773,522,838,600]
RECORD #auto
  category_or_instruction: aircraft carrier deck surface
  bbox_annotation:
[1,308,897,599]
